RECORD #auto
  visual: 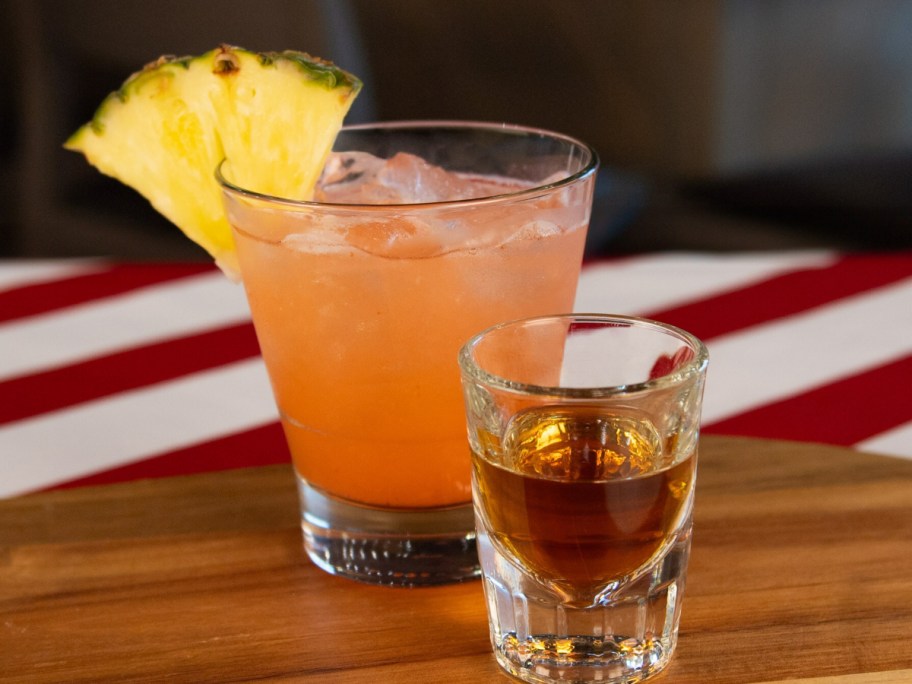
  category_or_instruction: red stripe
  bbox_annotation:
[704,353,912,445]
[17,254,912,493]
[44,422,290,491]
[0,323,260,424]
[0,262,214,323]
[642,253,912,341]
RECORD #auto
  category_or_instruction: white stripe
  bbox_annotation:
[0,358,277,497]
[0,259,106,293]
[702,277,912,424]
[0,271,250,381]
[856,422,912,460]
[575,251,837,315]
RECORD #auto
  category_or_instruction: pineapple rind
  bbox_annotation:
[64,45,361,274]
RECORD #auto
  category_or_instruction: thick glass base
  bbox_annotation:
[494,633,674,684]
[479,524,691,684]
[297,473,480,586]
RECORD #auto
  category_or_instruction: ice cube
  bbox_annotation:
[511,220,562,241]
[282,230,349,254]
[375,152,480,203]
[343,217,446,258]
[315,151,387,204]
[316,151,533,205]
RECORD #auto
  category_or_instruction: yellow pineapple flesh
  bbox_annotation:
[65,45,362,276]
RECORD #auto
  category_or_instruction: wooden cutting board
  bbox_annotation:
[2,435,911,683]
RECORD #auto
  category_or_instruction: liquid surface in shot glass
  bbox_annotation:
[472,405,696,606]
[230,153,590,510]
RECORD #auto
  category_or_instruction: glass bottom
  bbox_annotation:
[494,633,674,684]
[297,473,480,586]
[479,523,691,684]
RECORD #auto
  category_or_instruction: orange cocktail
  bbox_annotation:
[219,122,598,585]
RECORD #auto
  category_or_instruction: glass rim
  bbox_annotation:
[458,313,709,399]
[215,119,599,211]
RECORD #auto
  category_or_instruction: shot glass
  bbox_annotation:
[459,314,708,683]
[218,122,598,586]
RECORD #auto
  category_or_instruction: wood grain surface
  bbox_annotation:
[2,436,911,683]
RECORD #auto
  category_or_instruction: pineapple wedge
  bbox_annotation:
[65,45,361,276]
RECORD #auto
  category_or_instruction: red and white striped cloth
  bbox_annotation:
[2,251,911,498]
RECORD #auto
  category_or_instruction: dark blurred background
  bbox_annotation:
[2,0,911,261]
